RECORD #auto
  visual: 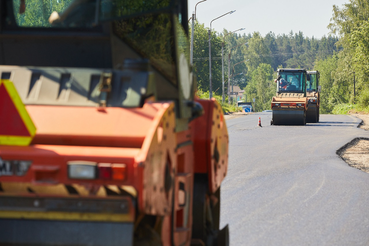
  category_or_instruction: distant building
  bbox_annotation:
[229,86,245,102]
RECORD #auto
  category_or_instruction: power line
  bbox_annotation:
[193,56,244,61]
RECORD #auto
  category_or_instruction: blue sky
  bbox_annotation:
[188,0,349,38]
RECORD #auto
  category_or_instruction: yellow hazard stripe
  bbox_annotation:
[0,135,33,146]
[0,182,137,198]
[1,80,37,136]
[0,211,133,222]
[121,185,137,197]
[0,80,36,146]
[1,183,70,195]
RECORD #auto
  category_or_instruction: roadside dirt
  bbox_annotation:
[350,113,369,131]
[224,112,251,120]
[338,113,369,174]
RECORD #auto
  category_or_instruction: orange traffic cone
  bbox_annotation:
[258,117,262,127]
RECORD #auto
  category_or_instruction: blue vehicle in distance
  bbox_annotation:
[238,101,253,112]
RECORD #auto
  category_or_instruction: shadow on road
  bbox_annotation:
[307,121,359,127]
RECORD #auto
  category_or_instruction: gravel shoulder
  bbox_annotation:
[337,113,369,174]
[351,113,369,130]
[224,112,252,120]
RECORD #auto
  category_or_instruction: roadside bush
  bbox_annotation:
[221,103,242,114]
[332,104,355,114]
[332,103,369,114]
[196,90,242,113]
[358,88,369,108]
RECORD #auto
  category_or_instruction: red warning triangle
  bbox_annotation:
[0,83,30,136]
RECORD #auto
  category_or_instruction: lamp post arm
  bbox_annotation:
[208,10,236,99]
[191,0,207,64]
[223,27,245,42]
[210,10,236,30]
[223,72,243,83]
[232,59,249,71]
[195,0,207,20]
[227,42,247,61]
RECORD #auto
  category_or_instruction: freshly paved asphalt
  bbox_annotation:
[220,112,369,246]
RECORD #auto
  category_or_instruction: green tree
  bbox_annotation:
[243,32,271,73]
[327,0,369,108]
[264,32,281,70]
[191,21,222,95]
[314,54,339,113]
[350,21,369,95]
[244,63,274,111]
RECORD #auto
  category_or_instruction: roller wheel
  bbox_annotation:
[312,111,318,123]
[317,107,320,122]
[314,107,318,123]
[306,108,317,123]
[134,215,163,246]
[192,174,226,246]
[216,225,229,246]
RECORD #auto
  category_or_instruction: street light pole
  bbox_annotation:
[208,10,236,99]
[231,59,249,102]
[190,0,207,66]
[190,12,195,65]
[353,71,356,104]
[228,53,231,104]
[222,42,224,102]
[209,29,212,98]
[221,28,244,103]
[227,42,247,104]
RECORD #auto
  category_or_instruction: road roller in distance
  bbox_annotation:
[271,69,308,125]
[306,71,321,123]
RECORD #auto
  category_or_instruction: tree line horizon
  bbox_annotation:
[191,0,369,113]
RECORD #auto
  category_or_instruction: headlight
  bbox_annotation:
[68,161,126,181]
[68,161,97,179]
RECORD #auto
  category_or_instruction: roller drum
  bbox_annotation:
[272,109,306,125]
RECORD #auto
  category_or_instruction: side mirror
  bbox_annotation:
[318,85,321,92]
[187,101,204,122]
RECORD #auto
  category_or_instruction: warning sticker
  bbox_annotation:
[0,80,36,146]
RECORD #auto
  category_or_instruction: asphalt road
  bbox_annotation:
[220,112,369,246]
